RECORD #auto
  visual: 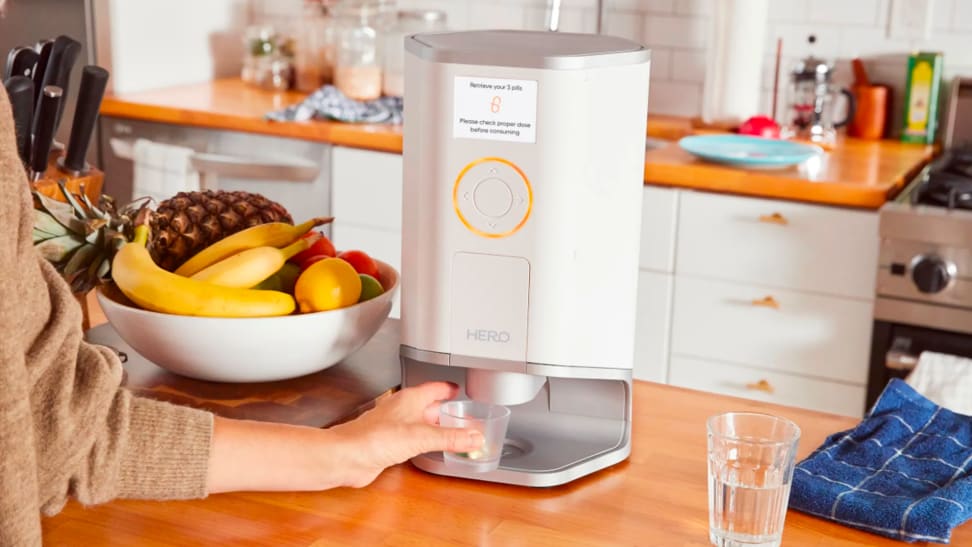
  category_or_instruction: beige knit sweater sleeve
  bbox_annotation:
[0,87,214,545]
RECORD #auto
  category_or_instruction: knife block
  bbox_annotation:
[31,148,104,204]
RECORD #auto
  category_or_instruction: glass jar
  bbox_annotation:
[242,25,294,91]
[382,9,446,97]
[294,0,336,92]
[332,0,384,101]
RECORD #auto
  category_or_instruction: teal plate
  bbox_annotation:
[678,135,823,169]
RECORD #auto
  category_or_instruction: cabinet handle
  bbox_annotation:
[751,295,780,309]
[758,212,788,225]
[746,379,775,394]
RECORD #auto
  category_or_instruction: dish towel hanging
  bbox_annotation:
[906,352,972,416]
[132,138,199,205]
[265,85,403,125]
[789,379,972,544]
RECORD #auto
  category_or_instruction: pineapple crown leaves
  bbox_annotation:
[32,180,153,294]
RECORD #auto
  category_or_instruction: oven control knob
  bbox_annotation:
[912,256,954,294]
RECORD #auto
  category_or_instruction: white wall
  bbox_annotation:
[99,0,253,94]
[253,0,972,120]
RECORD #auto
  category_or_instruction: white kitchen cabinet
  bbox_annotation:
[633,270,673,383]
[676,191,880,299]
[639,186,679,273]
[331,147,404,231]
[670,276,872,385]
[668,355,867,417]
[330,146,404,317]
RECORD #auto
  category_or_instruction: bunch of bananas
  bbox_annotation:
[111,216,332,318]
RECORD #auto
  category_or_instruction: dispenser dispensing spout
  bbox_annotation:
[466,369,548,406]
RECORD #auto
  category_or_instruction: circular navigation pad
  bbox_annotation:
[453,158,532,238]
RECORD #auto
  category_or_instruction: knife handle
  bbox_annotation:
[30,85,63,180]
[32,39,54,103]
[32,36,80,134]
[62,66,109,174]
[32,38,67,134]
[5,46,39,81]
[52,37,82,134]
[3,76,34,167]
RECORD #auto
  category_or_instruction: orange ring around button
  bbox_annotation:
[453,157,533,239]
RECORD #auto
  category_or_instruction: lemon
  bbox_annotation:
[294,258,362,312]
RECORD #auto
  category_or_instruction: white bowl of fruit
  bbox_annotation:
[95,205,398,383]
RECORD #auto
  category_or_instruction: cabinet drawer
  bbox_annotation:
[331,225,402,319]
[671,276,872,384]
[332,147,403,231]
[669,355,866,417]
[676,191,879,298]
[634,271,673,383]
[639,186,678,273]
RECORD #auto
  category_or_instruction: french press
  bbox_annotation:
[782,38,856,147]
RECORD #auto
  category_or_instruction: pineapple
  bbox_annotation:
[149,190,293,271]
[32,183,294,294]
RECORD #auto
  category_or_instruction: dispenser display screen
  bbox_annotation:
[453,77,538,144]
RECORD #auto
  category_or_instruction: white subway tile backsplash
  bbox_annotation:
[643,15,708,48]
[808,0,880,26]
[648,81,702,115]
[932,0,957,30]
[770,23,841,58]
[604,10,646,42]
[953,0,972,30]
[466,4,528,30]
[768,0,808,22]
[649,48,673,81]
[838,27,913,58]
[608,0,674,12]
[673,0,714,16]
[670,50,705,82]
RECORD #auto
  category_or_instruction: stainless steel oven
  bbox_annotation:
[868,76,972,407]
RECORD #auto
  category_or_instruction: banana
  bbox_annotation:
[174,216,333,277]
[112,225,296,318]
[190,238,310,288]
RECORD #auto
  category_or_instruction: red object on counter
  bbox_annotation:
[738,115,781,139]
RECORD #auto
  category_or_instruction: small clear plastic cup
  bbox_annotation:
[439,400,511,473]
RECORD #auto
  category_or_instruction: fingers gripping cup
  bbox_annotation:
[439,400,511,473]
[707,413,801,547]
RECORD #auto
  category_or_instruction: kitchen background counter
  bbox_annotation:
[100,78,935,209]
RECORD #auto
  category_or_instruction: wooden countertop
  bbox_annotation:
[645,137,936,209]
[102,78,936,209]
[45,313,971,545]
[101,79,404,153]
[41,381,970,546]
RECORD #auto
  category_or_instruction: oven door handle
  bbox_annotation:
[886,348,919,372]
[108,137,321,184]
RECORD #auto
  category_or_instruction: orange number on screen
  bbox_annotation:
[490,96,502,113]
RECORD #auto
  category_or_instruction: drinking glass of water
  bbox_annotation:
[707,412,801,547]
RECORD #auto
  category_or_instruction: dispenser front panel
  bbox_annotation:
[451,252,530,362]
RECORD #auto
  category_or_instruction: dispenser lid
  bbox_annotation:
[405,30,650,70]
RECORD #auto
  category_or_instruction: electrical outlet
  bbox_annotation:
[888,0,934,40]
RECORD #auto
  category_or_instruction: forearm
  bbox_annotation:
[206,416,345,494]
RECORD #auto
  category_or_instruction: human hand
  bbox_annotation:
[326,381,485,488]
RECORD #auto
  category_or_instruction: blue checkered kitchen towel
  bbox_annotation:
[790,379,972,543]
[265,85,403,125]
